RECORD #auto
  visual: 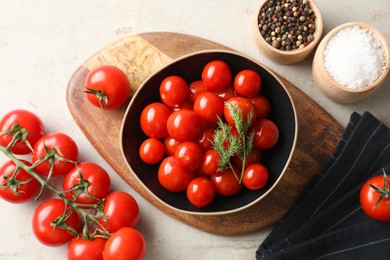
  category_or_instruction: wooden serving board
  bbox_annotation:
[66,32,343,236]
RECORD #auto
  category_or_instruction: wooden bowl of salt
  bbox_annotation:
[312,22,390,103]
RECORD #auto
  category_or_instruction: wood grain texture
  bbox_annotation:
[66,32,343,235]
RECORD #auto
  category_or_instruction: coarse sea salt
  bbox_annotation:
[323,26,386,89]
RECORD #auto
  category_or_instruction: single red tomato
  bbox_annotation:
[62,162,111,205]
[360,174,390,221]
[194,128,215,151]
[248,95,270,118]
[174,141,203,171]
[159,75,189,107]
[32,132,79,177]
[0,160,40,203]
[200,149,220,176]
[163,136,182,156]
[231,147,262,170]
[98,191,140,233]
[139,138,165,164]
[140,102,172,139]
[211,167,242,196]
[252,118,279,149]
[187,177,215,208]
[166,110,202,142]
[187,80,207,103]
[215,84,236,101]
[243,163,269,190]
[85,65,131,110]
[201,60,232,91]
[103,227,146,260]
[158,156,194,192]
[234,69,262,97]
[224,97,257,127]
[0,109,44,155]
[193,92,224,123]
[32,199,81,247]
[171,99,193,111]
[67,236,107,260]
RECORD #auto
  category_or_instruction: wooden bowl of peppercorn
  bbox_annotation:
[254,0,323,64]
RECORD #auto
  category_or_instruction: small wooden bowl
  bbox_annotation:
[120,50,298,215]
[253,0,323,64]
[312,22,390,103]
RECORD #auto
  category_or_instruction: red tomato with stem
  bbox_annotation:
[32,199,81,247]
[224,97,257,127]
[187,80,207,103]
[252,118,279,149]
[67,236,107,260]
[243,163,269,190]
[193,92,224,123]
[166,110,202,142]
[248,95,270,118]
[174,141,203,171]
[62,162,111,205]
[234,69,262,97]
[360,174,390,221]
[163,136,182,156]
[158,156,194,192]
[140,102,172,139]
[103,227,146,260]
[201,60,232,91]
[200,149,221,176]
[159,75,189,107]
[98,191,140,233]
[0,160,40,203]
[211,167,242,196]
[0,109,44,155]
[85,65,131,110]
[32,132,79,177]
[139,138,165,164]
[187,177,215,208]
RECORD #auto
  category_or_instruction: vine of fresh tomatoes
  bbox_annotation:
[139,60,279,208]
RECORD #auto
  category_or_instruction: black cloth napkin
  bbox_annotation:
[256,112,390,260]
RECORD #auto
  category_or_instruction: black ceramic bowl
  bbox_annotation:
[120,50,297,215]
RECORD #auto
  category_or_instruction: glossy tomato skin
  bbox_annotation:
[139,138,165,164]
[99,191,140,233]
[215,84,236,101]
[243,163,269,190]
[360,175,390,221]
[103,227,146,260]
[211,168,242,196]
[224,97,257,127]
[140,102,171,139]
[0,109,44,155]
[67,236,107,260]
[194,128,215,151]
[201,60,232,91]
[32,132,79,177]
[63,162,111,205]
[174,141,203,171]
[193,92,224,123]
[234,69,262,97]
[166,110,202,142]
[160,75,188,107]
[85,65,131,110]
[32,199,81,247]
[200,149,220,176]
[0,160,40,203]
[187,177,215,208]
[158,156,194,192]
[248,95,270,118]
[187,80,207,103]
[163,136,182,156]
[252,118,279,150]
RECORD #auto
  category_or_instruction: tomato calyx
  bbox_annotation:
[0,166,35,196]
[85,88,109,110]
[0,123,33,152]
[369,171,390,212]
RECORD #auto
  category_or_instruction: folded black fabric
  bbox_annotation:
[256,112,390,259]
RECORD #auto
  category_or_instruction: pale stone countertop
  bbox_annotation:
[0,1,389,259]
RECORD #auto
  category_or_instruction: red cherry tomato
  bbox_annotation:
[201,60,232,91]
[234,69,262,97]
[193,92,224,123]
[194,127,215,151]
[224,97,257,127]
[187,80,207,103]
[163,136,182,156]
[171,99,193,111]
[32,132,79,177]
[0,109,44,155]
[139,138,165,164]
[200,149,220,176]
[159,75,189,107]
[98,191,140,233]
[32,199,81,247]
[174,141,203,171]
[85,65,131,110]
[140,102,172,139]
[103,227,146,260]
[166,110,202,142]
[215,84,236,101]
[248,95,270,118]
[252,118,279,149]
[62,162,111,205]
[67,236,107,260]
[0,160,40,203]
[158,156,194,192]
[187,177,215,208]
[360,174,390,221]
[211,167,242,196]
[243,163,269,190]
